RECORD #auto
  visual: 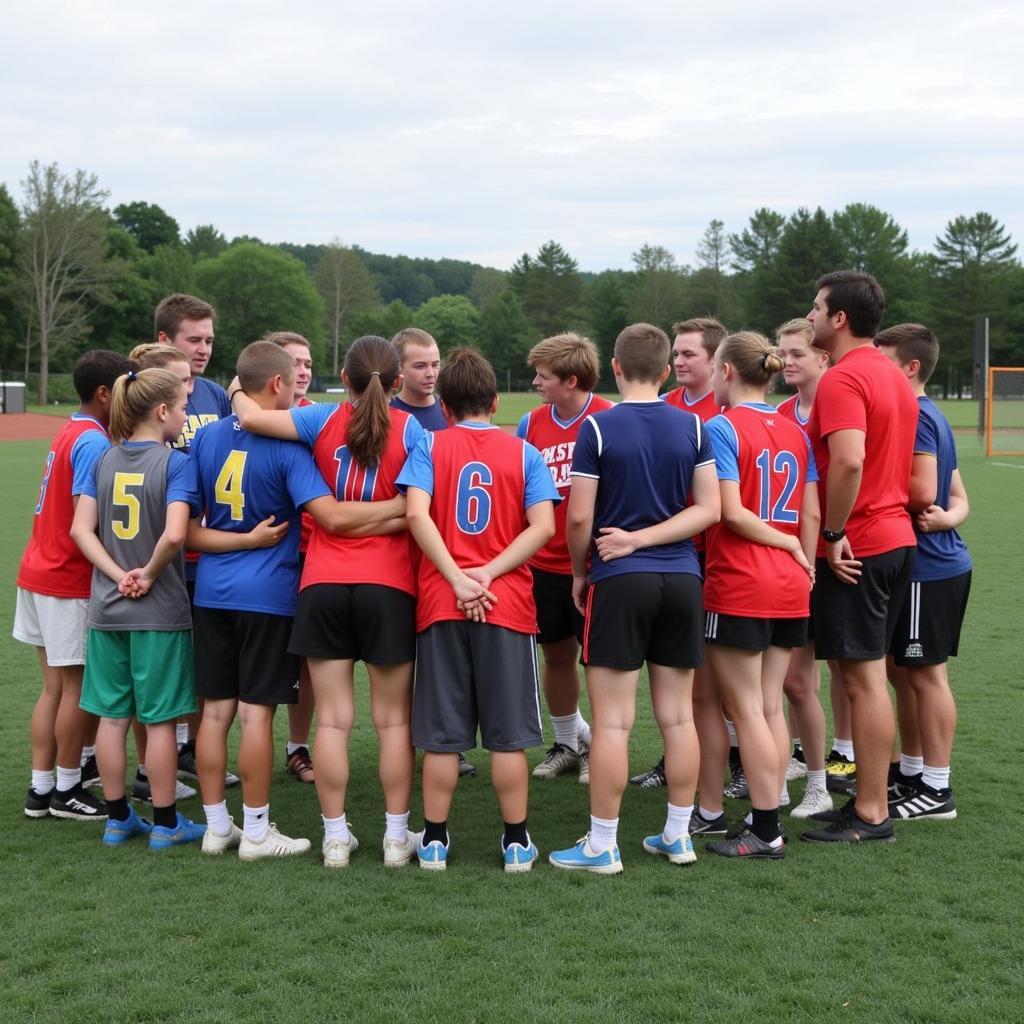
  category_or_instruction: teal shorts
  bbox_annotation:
[81,629,197,724]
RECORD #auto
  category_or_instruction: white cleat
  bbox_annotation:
[322,830,360,869]
[790,785,833,819]
[383,830,417,868]
[238,823,312,861]
[202,817,243,855]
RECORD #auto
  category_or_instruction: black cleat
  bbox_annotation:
[81,754,101,789]
[800,805,895,844]
[629,757,666,788]
[888,784,956,821]
[25,786,52,819]
[688,809,729,836]
[49,785,107,821]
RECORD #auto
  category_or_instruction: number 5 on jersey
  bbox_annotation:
[215,450,248,521]
[112,472,145,539]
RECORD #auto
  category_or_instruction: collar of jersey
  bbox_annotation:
[683,390,712,407]
[121,439,162,448]
[736,401,776,413]
[71,413,105,429]
[455,421,498,430]
[550,393,595,428]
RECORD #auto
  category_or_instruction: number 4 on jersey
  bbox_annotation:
[215,450,248,521]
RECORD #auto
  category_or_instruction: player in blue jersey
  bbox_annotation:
[874,324,971,821]
[390,328,448,432]
[549,323,720,874]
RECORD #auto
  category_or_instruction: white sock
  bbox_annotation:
[176,722,189,747]
[385,811,410,841]
[243,803,269,841]
[900,754,924,777]
[698,804,721,821]
[743,811,753,826]
[807,769,826,790]
[833,737,854,759]
[551,713,579,752]
[286,741,307,757]
[137,764,148,778]
[589,815,618,853]
[663,802,693,842]
[323,813,350,843]
[575,712,592,747]
[922,764,951,791]
[81,745,96,763]
[779,784,790,807]
[204,801,231,836]
[56,765,81,792]
[726,719,738,745]
[31,769,55,795]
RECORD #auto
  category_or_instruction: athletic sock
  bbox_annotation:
[136,764,148,779]
[589,815,618,853]
[750,807,782,844]
[780,783,790,807]
[243,803,270,841]
[55,765,82,793]
[176,722,189,747]
[792,741,803,760]
[322,813,350,843]
[728,744,741,770]
[726,719,738,745]
[807,769,826,790]
[900,753,924,777]
[286,741,307,758]
[662,802,693,842]
[575,712,592,747]
[502,819,529,849]
[153,803,177,829]
[422,818,448,846]
[551,713,579,753]
[385,811,410,842]
[698,804,722,822]
[107,796,130,822]
[922,764,951,791]
[834,738,854,760]
[203,800,231,836]
[31,770,55,795]
[80,745,96,764]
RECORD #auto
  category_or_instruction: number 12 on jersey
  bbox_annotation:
[755,448,799,524]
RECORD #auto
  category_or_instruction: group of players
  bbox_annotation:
[14,268,971,870]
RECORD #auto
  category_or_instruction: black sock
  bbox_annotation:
[793,743,805,763]
[153,803,177,829]
[728,745,741,770]
[423,818,448,845]
[107,796,130,822]
[750,807,781,843]
[503,819,529,850]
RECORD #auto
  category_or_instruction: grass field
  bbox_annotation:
[2,431,1023,1023]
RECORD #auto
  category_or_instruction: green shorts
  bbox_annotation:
[81,629,197,724]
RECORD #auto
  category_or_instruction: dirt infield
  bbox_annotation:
[0,413,64,441]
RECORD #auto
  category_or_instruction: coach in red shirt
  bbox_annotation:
[802,271,918,845]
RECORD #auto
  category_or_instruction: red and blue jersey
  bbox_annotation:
[296,395,315,554]
[663,387,721,421]
[292,402,425,596]
[516,394,615,574]
[18,414,111,599]
[776,394,811,430]
[704,403,817,618]
[397,422,559,634]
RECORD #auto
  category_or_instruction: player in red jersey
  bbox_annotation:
[661,316,726,419]
[232,336,420,867]
[701,333,819,859]
[16,350,132,821]
[801,271,918,845]
[398,349,558,873]
[775,319,834,819]
[516,333,613,783]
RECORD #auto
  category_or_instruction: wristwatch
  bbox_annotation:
[822,527,846,543]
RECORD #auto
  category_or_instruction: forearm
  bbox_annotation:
[630,504,717,549]
[567,517,593,577]
[407,514,466,585]
[483,523,555,579]
[723,508,800,552]
[338,513,408,538]
[142,533,184,582]
[825,462,862,532]
[327,496,405,534]
[187,522,252,553]
[799,506,820,564]
[71,528,128,586]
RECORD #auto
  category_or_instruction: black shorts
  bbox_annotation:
[289,584,415,664]
[813,546,915,661]
[582,572,704,671]
[890,571,971,667]
[704,611,808,652]
[412,621,543,753]
[531,568,583,646]
[193,606,298,705]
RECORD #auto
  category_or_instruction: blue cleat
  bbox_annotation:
[417,833,449,871]
[502,839,539,874]
[549,834,623,875]
[102,806,153,846]
[642,831,697,865]
[148,812,206,851]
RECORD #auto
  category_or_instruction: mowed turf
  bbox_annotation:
[1,433,1022,1024]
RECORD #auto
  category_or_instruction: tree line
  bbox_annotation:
[1,161,1020,403]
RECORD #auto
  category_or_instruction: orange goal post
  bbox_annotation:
[986,367,1024,456]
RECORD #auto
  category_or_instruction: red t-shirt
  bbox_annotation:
[704,405,814,618]
[521,394,614,575]
[807,345,918,558]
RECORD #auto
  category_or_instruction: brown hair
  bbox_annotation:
[128,343,191,371]
[344,335,401,468]
[263,331,311,351]
[527,332,600,392]
[718,331,786,387]
[391,327,439,362]
[814,271,886,338]
[614,323,670,383]
[874,323,939,384]
[236,341,296,394]
[109,368,183,444]
[154,293,215,340]
[437,348,497,420]
[671,316,728,357]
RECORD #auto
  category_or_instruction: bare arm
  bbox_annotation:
[824,428,865,584]
[70,495,131,586]
[465,500,556,584]
[230,387,301,441]
[124,501,192,596]
[305,493,408,536]
[799,481,821,567]
[567,476,598,579]
[908,452,938,513]
[916,468,970,533]
[186,515,288,552]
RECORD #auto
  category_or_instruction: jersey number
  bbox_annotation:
[333,445,379,501]
[215,450,248,521]
[755,449,799,524]
[34,451,56,515]
[112,472,145,540]
[456,462,492,535]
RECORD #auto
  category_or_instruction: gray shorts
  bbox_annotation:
[412,620,544,753]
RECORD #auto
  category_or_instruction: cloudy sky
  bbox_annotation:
[3,2,1022,271]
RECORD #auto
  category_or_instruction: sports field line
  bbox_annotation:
[990,461,1024,469]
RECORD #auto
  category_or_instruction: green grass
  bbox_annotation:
[2,435,1023,1023]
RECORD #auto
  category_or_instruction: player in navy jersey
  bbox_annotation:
[390,327,448,432]
[549,323,719,874]
[875,324,971,821]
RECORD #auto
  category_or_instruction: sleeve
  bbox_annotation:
[215,382,231,417]
[523,442,561,508]
[396,434,435,495]
[166,450,202,515]
[403,414,427,454]
[569,416,601,479]
[79,454,101,500]
[290,403,337,448]
[815,369,867,438]
[69,430,111,496]
[705,415,738,481]
[283,442,332,509]
[914,407,939,458]
[804,432,819,484]
[515,412,531,440]
[694,414,715,469]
